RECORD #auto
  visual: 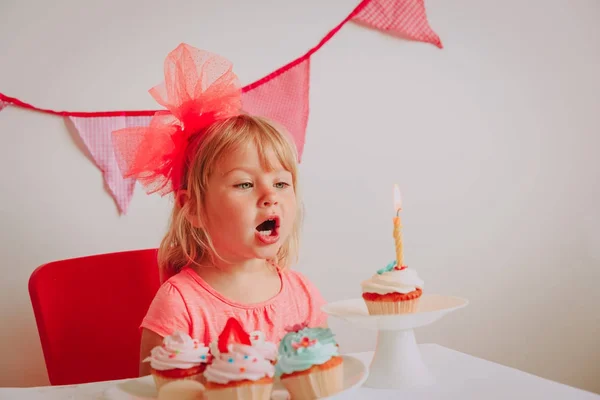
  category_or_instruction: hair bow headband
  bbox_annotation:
[112,43,243,195]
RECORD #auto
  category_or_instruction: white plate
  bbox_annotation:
[103,355,368,399]
[323,295,469,330]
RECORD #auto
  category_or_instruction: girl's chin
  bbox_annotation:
[251,246,282,260]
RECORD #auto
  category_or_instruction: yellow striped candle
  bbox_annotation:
[393,184,403,268]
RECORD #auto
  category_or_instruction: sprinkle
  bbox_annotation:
[244,355,249,360]
[377,260,397,275]
[201,355,206,360]
[253,358,257,363]
[228,358,234,363]
[240,367,246,372]
[292,336,317,350]
[253,335,259,340]
[169,354,175,359]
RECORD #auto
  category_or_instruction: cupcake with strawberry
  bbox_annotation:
[143,331,211,390]
[203,318,275,400]
[275,326,343,399]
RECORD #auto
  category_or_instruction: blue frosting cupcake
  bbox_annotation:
[275,327,343,398]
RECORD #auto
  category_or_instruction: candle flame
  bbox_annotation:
[393,184,402,213]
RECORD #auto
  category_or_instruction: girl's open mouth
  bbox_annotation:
[255,217,280,244]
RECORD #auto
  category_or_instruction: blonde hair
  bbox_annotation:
[157,114,302,279]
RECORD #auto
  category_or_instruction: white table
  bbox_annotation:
[1,344,598,400]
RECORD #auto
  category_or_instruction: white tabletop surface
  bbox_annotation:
[0,344,598,400]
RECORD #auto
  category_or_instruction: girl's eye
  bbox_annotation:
[235,182,253,189]
[274,182,290,189]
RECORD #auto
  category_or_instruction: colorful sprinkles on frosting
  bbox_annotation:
[292,336,318,351]
[168,349,181,358]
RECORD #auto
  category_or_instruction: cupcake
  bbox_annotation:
[275,327,343,399]
[361,260,424,315]
[203,318,275,400]
[143,331,211,390]
[249,331,278,365]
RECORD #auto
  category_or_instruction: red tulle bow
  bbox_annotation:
[112,43,242,195]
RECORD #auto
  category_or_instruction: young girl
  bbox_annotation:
[112,43,327,376]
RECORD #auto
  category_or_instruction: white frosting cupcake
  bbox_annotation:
[361,261,424,315]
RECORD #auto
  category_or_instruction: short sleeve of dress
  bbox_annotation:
[140,281,192,338]
[293,271,328,328]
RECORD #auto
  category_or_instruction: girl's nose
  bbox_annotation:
[261,191,278,207]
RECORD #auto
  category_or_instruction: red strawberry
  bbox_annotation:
[218,318,251,353]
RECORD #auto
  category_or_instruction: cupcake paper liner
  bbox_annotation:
[281,361,343,399]
[204,381,273,400]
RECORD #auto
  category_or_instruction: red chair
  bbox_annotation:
[28,249,161,386]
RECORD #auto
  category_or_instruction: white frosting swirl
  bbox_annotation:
[361,268,424,295]
[249,331,278,362]
[204,343,275,384]
[143,331,210,371]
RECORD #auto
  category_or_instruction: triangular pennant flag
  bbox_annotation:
[242,58,310,161]
[69,115,152,214]
[353,0,442,48]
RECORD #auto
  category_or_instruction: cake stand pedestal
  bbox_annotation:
[322,294,468,390]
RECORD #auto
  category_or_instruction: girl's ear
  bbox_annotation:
[177,190,203,228]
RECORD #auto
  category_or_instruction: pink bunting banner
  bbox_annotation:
[69,116,152,214]
[242,58,311,161]
[0,0,442,215]
[353,0,442,48]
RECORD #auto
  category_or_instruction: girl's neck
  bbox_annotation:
[193,257,274,278]
[191,257,282,304]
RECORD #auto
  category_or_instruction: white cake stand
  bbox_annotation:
[322,294,468,390]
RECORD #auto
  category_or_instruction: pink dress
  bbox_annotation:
[141,267,328,345]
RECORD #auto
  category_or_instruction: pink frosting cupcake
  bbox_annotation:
[203,319,275,400]
[143,331,210,390]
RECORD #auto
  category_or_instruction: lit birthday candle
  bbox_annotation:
[393,184,404,269]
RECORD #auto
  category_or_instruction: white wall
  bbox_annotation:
[1,0,599,393]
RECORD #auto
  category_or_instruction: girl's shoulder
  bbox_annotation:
[162,266,198,285]
[157,267,211,299]
[281,268,320,294]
